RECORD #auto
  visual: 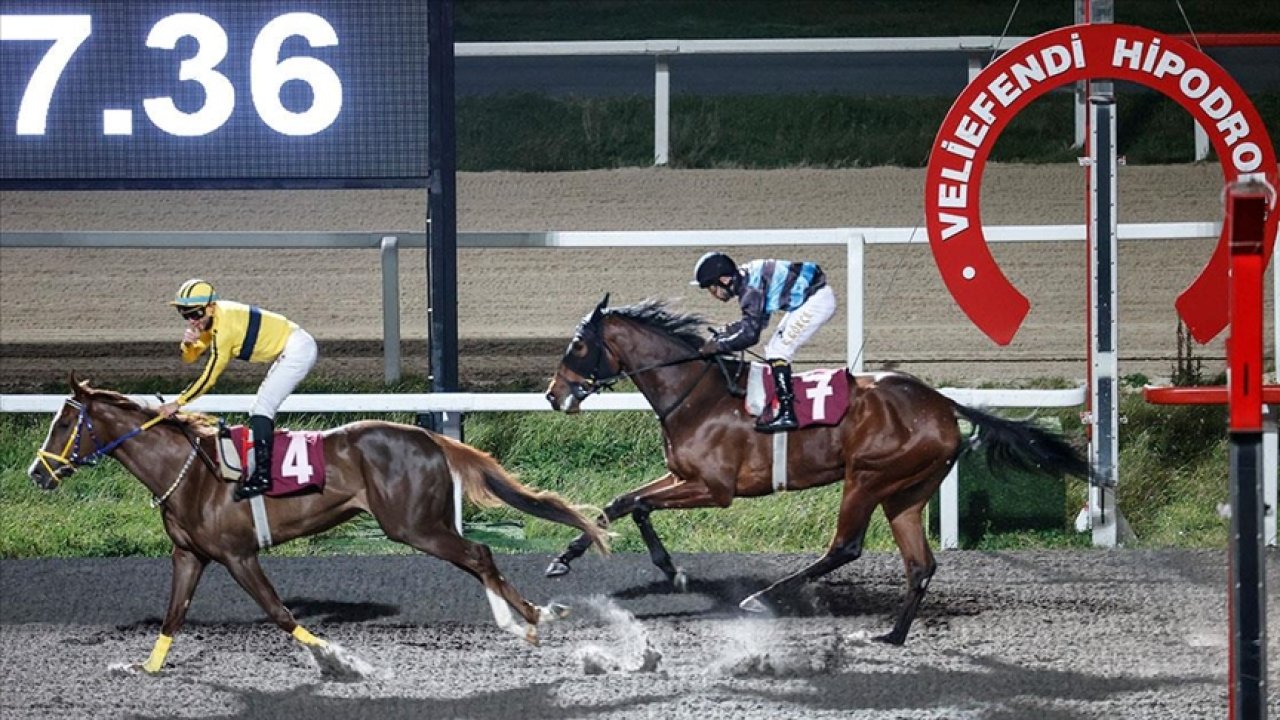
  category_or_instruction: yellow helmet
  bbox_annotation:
[169,278,218,307]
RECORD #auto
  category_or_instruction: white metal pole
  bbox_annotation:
[941,465,959,549]
[1194,122,1210,162]
[654,55,670,165]
[847,230,864,372]
[380,236,401,384]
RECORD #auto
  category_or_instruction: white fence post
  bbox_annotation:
[846,231,865,372]
[380,236,401,384]
[1194,121,1210,162]
[941,465,960,549]
[654,54,670,166]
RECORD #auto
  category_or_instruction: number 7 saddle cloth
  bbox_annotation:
[216,424,327,497]
[744,364,851,429]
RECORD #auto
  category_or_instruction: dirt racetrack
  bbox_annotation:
[2,163,1273,391]
[2,550,1278,719]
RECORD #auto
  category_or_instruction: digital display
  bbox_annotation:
[0,1,429,188]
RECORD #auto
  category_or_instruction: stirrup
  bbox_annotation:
[234,476,269,502]
[756,411,798,433]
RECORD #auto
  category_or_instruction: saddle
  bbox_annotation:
[216,421,327,497]
[744,364,850,429]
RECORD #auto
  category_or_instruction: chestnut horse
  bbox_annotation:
[28,378,608,675]
[544,297,1089,644]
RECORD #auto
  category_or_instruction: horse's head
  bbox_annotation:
[545,294,620,413]
[27,375,155,490]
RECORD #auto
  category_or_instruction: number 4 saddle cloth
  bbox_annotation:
[744,364,851,429]
[215,424,327,497]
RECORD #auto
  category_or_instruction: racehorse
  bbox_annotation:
[543,296,1090,644]
[27,377,608,675]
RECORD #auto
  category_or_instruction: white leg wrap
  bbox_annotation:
[485,588,526,638]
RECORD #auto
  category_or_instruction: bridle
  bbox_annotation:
[557,318,744,421]
[33,396,217,509]
[35,398,165,486]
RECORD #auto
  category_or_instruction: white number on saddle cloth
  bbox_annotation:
[803,369,837,421]
[281,433,315,485]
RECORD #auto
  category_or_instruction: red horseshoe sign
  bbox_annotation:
[925,24,1277,345]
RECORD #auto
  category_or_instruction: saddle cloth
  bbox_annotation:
[216,425,327,497]
[745,364,850,428]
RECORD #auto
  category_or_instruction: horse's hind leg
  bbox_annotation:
[876,495,938,646]
[137,546,209,674]
[740,483,877,613]
[400,526,556,645]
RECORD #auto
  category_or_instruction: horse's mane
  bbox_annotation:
[81,385,220,435]
[605,299,708,351]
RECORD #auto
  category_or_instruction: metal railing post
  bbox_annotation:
[654,54,670,165]
[380,236,401,384]
[846,230,864,372]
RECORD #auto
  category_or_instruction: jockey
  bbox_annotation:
[157,279,318,501]
[691,251,837,433]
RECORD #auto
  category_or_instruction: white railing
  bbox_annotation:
[459,36,1032,165]
[457,36,1273,164]
[0,221,1241,384]
[0,385,1087,551]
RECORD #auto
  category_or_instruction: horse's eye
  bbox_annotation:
[572,340,586,354]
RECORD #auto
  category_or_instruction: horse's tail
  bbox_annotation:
[431,433,610,555]
[952,403,1092,480]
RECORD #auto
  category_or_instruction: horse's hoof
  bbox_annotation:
[544,560,570,578]
[738,594,768,613]
[872,631,906,646]
[524,626,541,646]
[539,603,571,622]
[672,569,689,593]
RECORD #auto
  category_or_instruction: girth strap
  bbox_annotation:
[249,494,273,549]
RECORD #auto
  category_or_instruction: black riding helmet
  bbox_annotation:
[690,251,739,292]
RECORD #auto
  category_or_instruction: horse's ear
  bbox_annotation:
[68,372,89,398]
[588,293,609,323]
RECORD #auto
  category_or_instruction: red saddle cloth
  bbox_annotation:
[761,367,851,428]
[225,425,327,496]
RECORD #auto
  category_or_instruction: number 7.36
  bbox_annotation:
[0,13,343,137]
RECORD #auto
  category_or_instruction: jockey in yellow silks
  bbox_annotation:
[157,279,318,501]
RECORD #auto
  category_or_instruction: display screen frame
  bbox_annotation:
[0,0,429,189]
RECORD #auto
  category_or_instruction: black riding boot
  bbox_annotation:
[236,415,273,501]
[757,361,798,433]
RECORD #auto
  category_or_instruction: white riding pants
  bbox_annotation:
[250,329,318,419]
[763,285,837,362]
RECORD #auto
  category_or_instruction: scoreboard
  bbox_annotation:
[0,1,429,187]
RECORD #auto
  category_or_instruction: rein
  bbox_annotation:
[567,352,746,422]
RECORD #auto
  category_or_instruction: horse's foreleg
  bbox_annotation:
[739,484,876,613]
[222,554,327,650]
[631,504,687,590]
[139,546,208,674]
[545,472,683,577]
[875,501,937,646]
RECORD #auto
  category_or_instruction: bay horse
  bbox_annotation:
[543,296,1090,644]
[27,377,608,675]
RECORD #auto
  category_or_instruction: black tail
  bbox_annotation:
[953,403,1091,479]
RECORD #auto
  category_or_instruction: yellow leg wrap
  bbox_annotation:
[141,634,173,674]
[291,626,327,648]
